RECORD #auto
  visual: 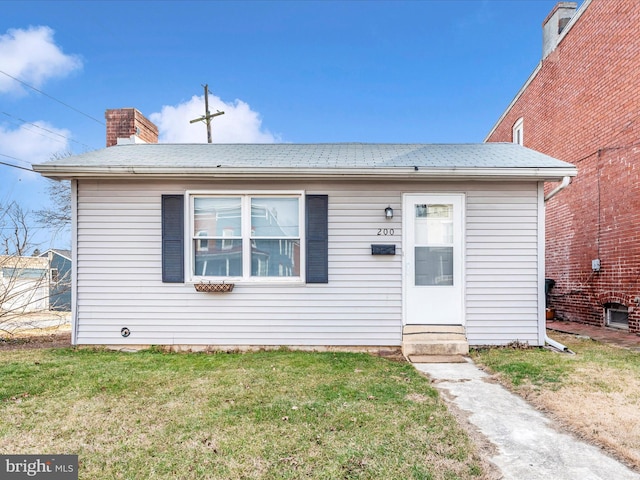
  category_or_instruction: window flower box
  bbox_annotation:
[194,282,234,293]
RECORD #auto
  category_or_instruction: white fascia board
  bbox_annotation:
[33,166,577,181]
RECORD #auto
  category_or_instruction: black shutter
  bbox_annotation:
[162,194,184,283]
[305,194,328,284]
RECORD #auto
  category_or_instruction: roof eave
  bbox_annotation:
[32,166,577,181]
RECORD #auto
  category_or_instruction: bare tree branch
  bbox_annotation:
[0,201,71,335]
[34,179,71,232]
[0,202,34,256]
[33,151,72,233]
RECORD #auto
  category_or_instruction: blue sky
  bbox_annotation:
[1,0,577,250]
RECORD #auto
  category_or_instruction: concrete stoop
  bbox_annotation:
[403,325,469,362]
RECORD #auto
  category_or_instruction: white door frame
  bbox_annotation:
[402,193,465,326]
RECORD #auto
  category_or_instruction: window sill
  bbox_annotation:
[188,278,305,287]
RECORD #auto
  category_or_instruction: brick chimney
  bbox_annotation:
[542,2,577,59]
[105,108,158,147]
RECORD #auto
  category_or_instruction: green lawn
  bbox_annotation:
[471,333,640,389]
[0,347,485,479]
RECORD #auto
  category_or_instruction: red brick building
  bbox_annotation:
[486,0,640,332]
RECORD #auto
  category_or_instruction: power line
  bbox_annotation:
[0,152,30,167]
[1,111,96,150]
[0,154,33,172]
[0,69,105,126]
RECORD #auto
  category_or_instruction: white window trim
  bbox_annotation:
[186,190,306,284]
[512,117,524,146]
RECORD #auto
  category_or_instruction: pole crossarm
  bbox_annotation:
[189,84,225,143]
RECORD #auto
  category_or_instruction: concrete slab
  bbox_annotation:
[408,354,466,363]
[2,312,71,332]
[415,359,640,480]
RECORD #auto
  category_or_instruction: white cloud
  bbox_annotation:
[0,122,70,166]
[150,94,279,143]
[0,26,83,95]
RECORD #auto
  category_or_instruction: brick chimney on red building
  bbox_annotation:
[105,108,158,147]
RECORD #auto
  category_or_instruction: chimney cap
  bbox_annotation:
[542,1,578,28]
[542,1,578,59]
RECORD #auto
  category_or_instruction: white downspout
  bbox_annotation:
[545,333,574,354]
[543,176,573,353]
[544,176,571,202]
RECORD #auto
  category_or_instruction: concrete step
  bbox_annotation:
[403,340,469,356]
[404,325,465,335]
[402,325,469,357]
[403,333,468,342]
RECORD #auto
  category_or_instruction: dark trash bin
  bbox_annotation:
[545,279,555,308]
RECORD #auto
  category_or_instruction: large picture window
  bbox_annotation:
[190,193,302,281]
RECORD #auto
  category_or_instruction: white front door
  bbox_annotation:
[404,194,464,325]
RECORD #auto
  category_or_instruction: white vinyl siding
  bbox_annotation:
[75,180,401,346]
[74,179,541,347]
[465,184,540,345]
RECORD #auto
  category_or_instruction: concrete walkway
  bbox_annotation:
[415,359,640,480]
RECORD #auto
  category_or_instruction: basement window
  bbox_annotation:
[604,303,628,330]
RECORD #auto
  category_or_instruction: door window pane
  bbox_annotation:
[415,246,453,286]
[415,204,453,245]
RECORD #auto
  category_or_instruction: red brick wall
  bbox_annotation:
[487,0,640,331]
[105,108,158,147]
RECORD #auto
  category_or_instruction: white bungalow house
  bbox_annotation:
[30,107,576,355]
[33,139,576,356]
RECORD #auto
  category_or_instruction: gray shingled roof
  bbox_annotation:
[33,143,576,180]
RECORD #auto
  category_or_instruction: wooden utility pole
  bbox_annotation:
[189,84,225,143]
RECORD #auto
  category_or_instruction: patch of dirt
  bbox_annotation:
[0,329,71,350]
[374,348,406,362]
[521,370,640,472]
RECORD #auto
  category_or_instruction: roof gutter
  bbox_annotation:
[32,165,578,182]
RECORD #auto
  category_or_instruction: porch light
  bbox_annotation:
[385,206,394,219]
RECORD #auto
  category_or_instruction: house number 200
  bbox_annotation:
[377,228,395,236]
